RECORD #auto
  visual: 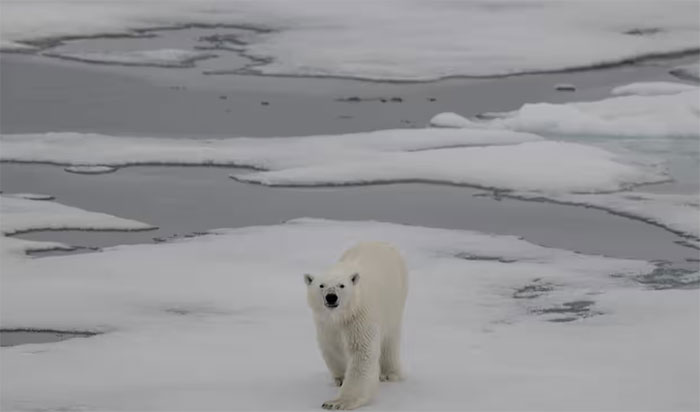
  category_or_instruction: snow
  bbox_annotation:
[0,131,664,193]
[510,191,700,239]
[1,1,698,80]
[44,49,217,68]
[0,195,156,236]
[1,217,697,411]
[611,81,698,96]
[670,60,700,82]
[64,165,118,174]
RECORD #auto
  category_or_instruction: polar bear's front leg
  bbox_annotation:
[318,331,346,386]
[322,325,380,410]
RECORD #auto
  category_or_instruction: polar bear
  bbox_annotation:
[304,242,408,410]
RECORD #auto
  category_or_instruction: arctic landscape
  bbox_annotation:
[0,1,699,411]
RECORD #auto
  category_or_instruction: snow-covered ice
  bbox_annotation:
[0,131,664,193]
[611,81,698,96]
[670,60,700,82]
[234,141,665,192]
[44,49,217,68]
[64,165,118,175]
[0,195,155,236]
[467,89,700,138]
[2,216,697,411]
[1,1,698,80]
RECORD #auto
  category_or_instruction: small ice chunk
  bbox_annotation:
[64,165,118,175]
[429,112,477,128]
[611,81,697,96]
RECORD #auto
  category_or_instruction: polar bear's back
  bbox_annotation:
[340,242,408,324]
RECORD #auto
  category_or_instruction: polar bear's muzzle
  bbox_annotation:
[324,292,339,308]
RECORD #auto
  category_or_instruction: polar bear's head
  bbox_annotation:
[304,271,360,320]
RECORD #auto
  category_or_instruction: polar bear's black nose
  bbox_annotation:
[325,293,338,305]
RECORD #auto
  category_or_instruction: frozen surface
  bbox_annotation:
[2,217,697,411]
[0,131,664,193]
[0,195,155,236]
[1,1,698,80]
[469,89,700,138]
[45,49,216,68]
[611,81,698,96]
[670,60,700,81]
[511,191,700,239]
[234,141,664,192]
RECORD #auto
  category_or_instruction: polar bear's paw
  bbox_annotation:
[322,398,362,410]
[380,372,401,382]
[333,377,344,387]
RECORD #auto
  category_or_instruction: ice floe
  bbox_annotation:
[0,195,155,236]
[1,130,664,193]
[44,49,217,68]
[233,141,664,192]
[611,81,698,96]
[1,217,696,410]
[1,1,698,80]
[64,165,118,175]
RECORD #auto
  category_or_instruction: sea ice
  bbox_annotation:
[1,1,698,80]
[0,195,155,236]
[0,131,663,193]
[1,217,696,411]
[611,81,698,96]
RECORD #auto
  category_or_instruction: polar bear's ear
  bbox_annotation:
[351,273,360,285]
[304,274,314,285]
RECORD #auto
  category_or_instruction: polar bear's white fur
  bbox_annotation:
[304,242,408,410]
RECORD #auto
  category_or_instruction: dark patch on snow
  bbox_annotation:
[624,28,663,36]
[534,300,601,322]
[634,265,699,290]
[163,305,233,317]
[513,279,556,299]
[454,252,516,263]
[554,83,576,91]
[0,328,100,347]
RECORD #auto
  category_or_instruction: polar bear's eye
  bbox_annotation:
[319,284,325,289]
[339,284,345,289]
